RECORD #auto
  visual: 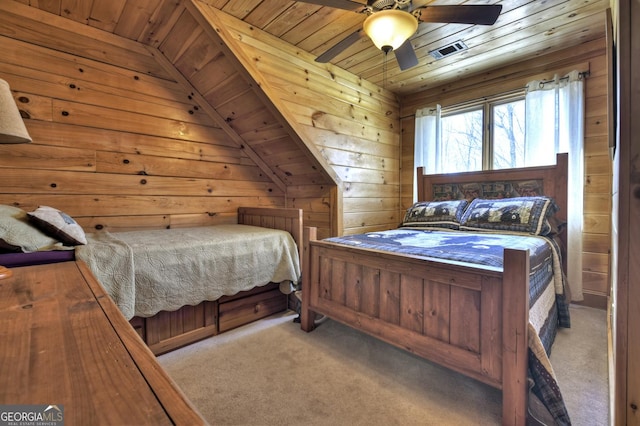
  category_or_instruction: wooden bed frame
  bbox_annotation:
[129,206,303,355]
[301,154,568,425]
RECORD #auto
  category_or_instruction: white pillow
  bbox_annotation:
[27,206,87,246]
[0,204,61,252]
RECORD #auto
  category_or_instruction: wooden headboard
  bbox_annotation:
[237,207,304,265]
[417,152,569,261]
[417,153,568,224]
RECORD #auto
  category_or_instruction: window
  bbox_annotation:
[439,107,482,172]
[438,94,525,173]
[491,100,525,169]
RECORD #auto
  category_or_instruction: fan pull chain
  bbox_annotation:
[382,46,390,89]
[383,51,386,88]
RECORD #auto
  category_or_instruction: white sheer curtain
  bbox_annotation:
[413,105,441,201]
[525,70,584,300]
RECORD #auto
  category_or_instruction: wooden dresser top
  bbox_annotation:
[0,261,206,425]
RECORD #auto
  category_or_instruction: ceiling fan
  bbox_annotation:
[297,0,503,71]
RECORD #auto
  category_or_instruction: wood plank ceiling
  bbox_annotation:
[18,0,609,96]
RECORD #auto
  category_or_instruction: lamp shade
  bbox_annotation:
[0,78,32,144]
[363,9,418,52]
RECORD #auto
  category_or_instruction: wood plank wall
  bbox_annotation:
[400,36,612,309]
[1,1,404,241]
[611,0,640,422]
[0,5,286,231]
[196,5,403,238]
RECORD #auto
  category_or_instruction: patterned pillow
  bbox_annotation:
[459,197,559,235]
[401,200,468,230]
[28,206,87,246]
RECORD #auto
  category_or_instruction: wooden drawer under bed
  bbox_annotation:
[130,282,288,355]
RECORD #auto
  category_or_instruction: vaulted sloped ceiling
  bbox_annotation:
[190,1,404,233]
[186,2,403,216]
[154,2,340,191]
[148,0,402,235]
[3,0,342,193]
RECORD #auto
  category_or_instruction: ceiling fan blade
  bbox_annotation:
[416,5,503,25]
[294,0,367,12]
[394,40,418,71]
[315,29,367,63]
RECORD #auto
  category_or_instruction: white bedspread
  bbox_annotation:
[76,224,300,320]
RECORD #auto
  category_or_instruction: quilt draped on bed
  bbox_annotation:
[324,228,571,425]
[76,224,300,320]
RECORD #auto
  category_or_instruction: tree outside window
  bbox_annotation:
[439,97,525,172]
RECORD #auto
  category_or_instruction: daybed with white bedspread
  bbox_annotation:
[0,206,302,354]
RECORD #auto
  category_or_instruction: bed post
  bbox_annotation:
[502,248,530,426]
[416,166,426,201]
[301,227,317,332]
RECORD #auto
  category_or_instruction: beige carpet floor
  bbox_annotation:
[158,304,608,426]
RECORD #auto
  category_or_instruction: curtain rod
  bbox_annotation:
[532,70,590,88]
[446,70,591,112]
[426,69,591,115]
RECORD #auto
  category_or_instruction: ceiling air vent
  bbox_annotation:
[429,40,468,60]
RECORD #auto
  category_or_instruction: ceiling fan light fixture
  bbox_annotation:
[363,9,418,52]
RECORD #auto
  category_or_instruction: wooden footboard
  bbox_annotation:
[301,227,530,425]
